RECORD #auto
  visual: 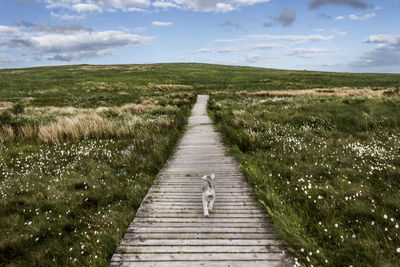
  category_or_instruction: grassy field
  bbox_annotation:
[0,91,195,265]
[1,63,400,266]
[209,94,400,266]
[1,63,400,107]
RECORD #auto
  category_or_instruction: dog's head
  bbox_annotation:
[202,173,215,181]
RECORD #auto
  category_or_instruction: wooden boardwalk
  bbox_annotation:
[110,95,294,267]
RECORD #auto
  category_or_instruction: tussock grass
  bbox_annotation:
[38,113,116,144]
[120,103,155,114]
[209,95,400,266]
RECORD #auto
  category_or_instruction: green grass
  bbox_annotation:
[209,94,400,266]
[0,92,195,266]
[1,63,400,107]
[1,63,400,266]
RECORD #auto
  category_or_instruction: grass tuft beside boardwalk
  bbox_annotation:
[209,95,400,266]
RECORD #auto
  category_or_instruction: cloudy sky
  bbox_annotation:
[0,0,399,73]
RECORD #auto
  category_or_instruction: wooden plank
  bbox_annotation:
[145,203,260,208]
[110,253,288,261]
[120,238,283,246]
[122,233,278,239]
[152,184,248,187]
[129,222,273,228]
[136,210,266,216]
[148,189,253,193]
[110,261,291,267]
[135,213,267,218]
[145,197,256,201]
[144,200,258,204]
[128,227,274,233]
[138,207,263,212]
[116,245,283,253]
[132,218,269,223]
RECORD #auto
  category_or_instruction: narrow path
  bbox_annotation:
[110,95,293,267]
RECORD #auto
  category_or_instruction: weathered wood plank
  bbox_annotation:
[122,233,279,239]
[136,210,266,216]
[134,214,267,218]
[129,222,273,228]
[110,261,291,267]
[138,207,263,212]
[116,245,283,253]
[110,252,289,261]
[132,218,269,223]
[127,227,275,233]
[120,238,283,246]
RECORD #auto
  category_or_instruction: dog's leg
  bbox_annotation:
[208,197,215,212]
[202,197,209,217]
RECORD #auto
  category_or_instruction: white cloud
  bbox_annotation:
[156,0,269,12]
[218,43,284,53]
[288,47,339,58]
[17,20,92,34]
[152,1,179,8]
[215,3,234,12]
[348,12,376,20]
[331,28,347,36]
[309,0,368,9]
[246,34,334,43]
[0,53,20,65]
[0,24,152,62]
[40,0,269,13]
[364,34,400,45]
[152,21,172,26]
[214,38,244,43]
[30,31,150,53]
[335,15,344,20]
[353,34,400,67]
[43,0,150,12]
[190,48,213,54]
[50,11,85,20]
[133,26,147,33]
[72,3,102,12]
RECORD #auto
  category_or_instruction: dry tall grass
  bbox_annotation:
[0,102,13,110]
[38,113,117,144]
[1,126,15,141]
[232,110,246,128]
[19,125,36,140]
[120,103,155,114]
[0,113,152,144]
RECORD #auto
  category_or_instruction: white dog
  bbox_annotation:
[202,173,216,217]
